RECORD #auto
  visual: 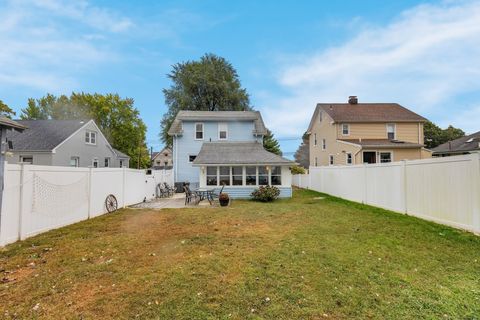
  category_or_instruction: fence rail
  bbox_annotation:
[0,164,173,246]
[292,153,480,234]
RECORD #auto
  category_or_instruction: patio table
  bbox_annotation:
[194,188,215,205]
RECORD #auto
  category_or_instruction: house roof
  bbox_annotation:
[339,139,424,149]
[167,111,267,136]
[0,117,27,131]
[6,119,91,151]
[112,148,130,159]
[192,142,294,165]
[307,102,427,133]
[432,131,480,154]
[151,147,172,160]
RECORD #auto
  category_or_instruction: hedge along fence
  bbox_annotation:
[0,164,173,246]
[292,153,480,234]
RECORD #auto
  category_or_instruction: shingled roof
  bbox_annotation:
[167,111,267,136]
[192,142,294,165]
[432,131,480,154]
[6,119,90,151]
[307,101,427,133]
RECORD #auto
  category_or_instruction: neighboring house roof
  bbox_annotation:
[192,142,294,165]
[307,102,427,133]
[338,139,424,149]
[432,131,480,154]
[0,117,27,131]
[167,111,267,136]
[151,147,172,161]
[112,148,130,159]
[6,119,90,151]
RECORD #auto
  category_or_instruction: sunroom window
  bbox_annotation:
[232,167,243,185]
[246,166,257,185]
[206,167,217,186]
[219,166,231,186]
[271,166,281,185]
[258,166,268,185]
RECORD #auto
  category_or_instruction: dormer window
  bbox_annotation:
[387,124,396,140]
[195,123,204,140]
[218,123,228,140]
[85,131,96,145]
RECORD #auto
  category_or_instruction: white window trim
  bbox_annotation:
[105,157,110,167]
[329,154,334,166]
[92,158,99,168]
[379,151,393,163]
[19,155,33,164]
[85,131,97,145]
[204,166,281,187]
[322,138,326,151]
[119,160,125,168]
[194,122,204,140]
[346,152,353,165]
[218,123,228,140]
[341,124,350,136]
[70,156,80,167]
[386,123,396,140]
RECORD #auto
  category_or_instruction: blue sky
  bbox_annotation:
[1,0,480,157]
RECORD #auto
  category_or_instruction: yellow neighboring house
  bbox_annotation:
[306,96,432,166]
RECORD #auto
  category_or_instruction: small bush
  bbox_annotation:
[251,186,280,202]
[290,165,306,175]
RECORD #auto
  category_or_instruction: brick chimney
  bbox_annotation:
[348,96,358,104]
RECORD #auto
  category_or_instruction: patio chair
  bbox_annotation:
[156,183,168,198]
[164,182,176,196]
[183,185,200,205]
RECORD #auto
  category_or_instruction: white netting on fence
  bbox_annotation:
[32,174,89,217]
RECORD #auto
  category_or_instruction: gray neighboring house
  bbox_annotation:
[432,131,480,157]
[6,119,130,168]
[151,147,173,170]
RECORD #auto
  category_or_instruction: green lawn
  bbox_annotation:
[1,188,479,319]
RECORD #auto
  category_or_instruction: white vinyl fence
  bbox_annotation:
[0,164,174,246]
[292,153,480,234]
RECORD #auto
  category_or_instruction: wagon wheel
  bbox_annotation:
[105,194,118,213]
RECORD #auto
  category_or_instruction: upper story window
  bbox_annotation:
[341,124,350,135]
[322,138,326,150]
[314,133,317,146]
[85,131,97,145]
[329,155,334,165]
[387,124,396,140]
[218,123,228,140]
[319,111,323,122]
[195,123,204,140]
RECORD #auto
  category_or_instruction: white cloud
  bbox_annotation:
[262,0,480,137]
[0,0,131,92]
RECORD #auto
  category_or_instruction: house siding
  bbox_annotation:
[174,121,263,184]
[222,186,292,199]
[309,109,429,167]
[53,121,119,168]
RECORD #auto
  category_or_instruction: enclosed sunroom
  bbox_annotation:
[192,142,294,198]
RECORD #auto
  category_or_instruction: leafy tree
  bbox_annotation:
[160,53,251,146]
[424,121,465,149]
[263,129,282,155]
[0,99,16,118]
[294,132,310,168]
[20,93,149,168]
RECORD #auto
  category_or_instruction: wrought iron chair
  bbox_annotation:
[183,185,199,205]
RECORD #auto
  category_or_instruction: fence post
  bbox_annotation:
[402,160,408,214]
[87,167,92,219]
[122,167,126,208]
[18,163,27,240]
[363,164,367,204]
[471,153,480,233]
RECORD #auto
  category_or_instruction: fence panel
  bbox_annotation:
[296,154,480,234]
[1,165,171,246]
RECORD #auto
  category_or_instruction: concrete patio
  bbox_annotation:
[129,193,215,209]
